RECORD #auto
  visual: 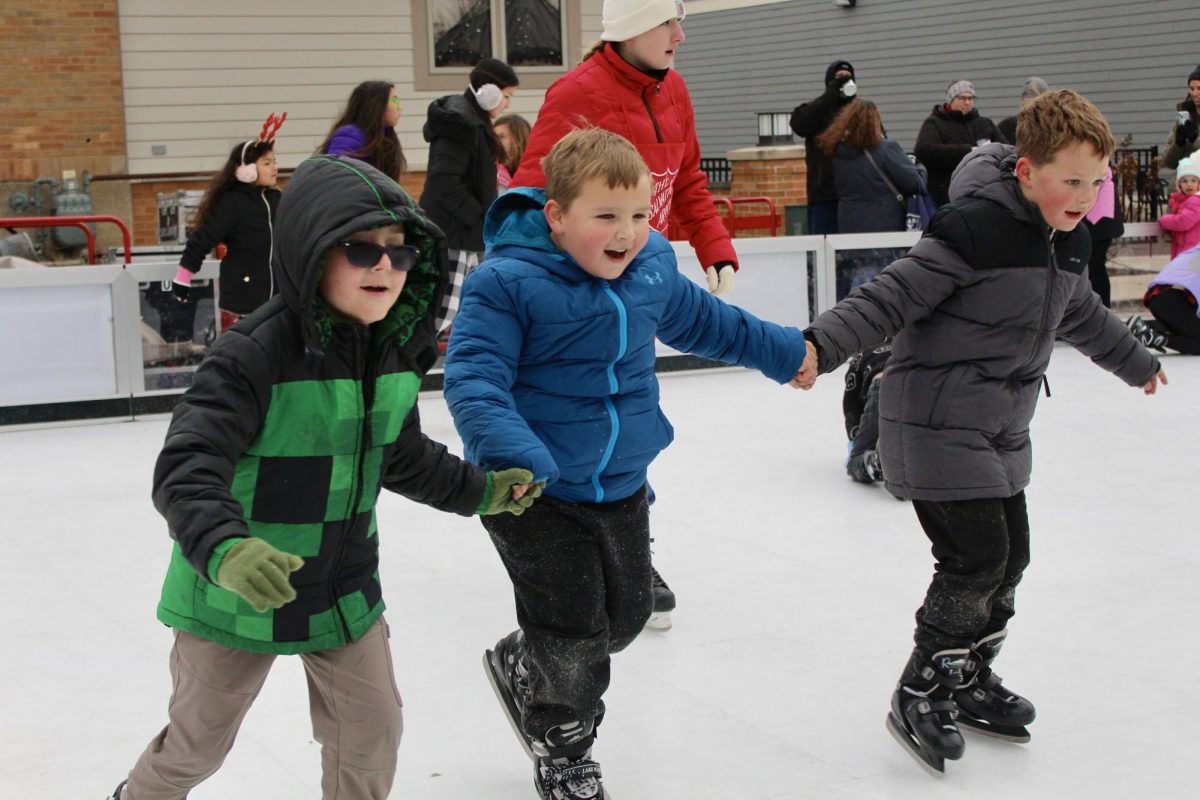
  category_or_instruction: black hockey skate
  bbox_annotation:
[106,780,127,800]
[644,565,675,631]
[886,647,969,775]
[484,630,537,760]
[535,750,607,800]
[954,629,1036,743]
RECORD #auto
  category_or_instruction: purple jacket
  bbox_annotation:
[325,124,397,158]
[1148,244,1200,316]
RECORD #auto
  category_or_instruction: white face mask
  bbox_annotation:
[841,79,857,98]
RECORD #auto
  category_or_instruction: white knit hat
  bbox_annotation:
[1178,155,1200,185]
[601,0,685,42]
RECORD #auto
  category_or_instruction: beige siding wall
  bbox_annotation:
[120,0,603,176]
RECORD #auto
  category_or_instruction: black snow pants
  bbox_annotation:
[909,491,1030,654]
[482,486,653,743]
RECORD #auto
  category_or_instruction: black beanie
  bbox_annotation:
[825,60,856,86]
[1189,63,1200,83]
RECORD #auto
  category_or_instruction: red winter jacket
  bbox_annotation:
[511,43,737,271]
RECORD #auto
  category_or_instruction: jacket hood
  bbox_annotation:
[484,187,556,252]
[483,187,602,284]
[423,93,490,145]
[948,143,1043,225]
[825,60,855,86]
[272,155,449,353]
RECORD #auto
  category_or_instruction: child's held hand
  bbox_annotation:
[789,346,820,390]
[215,537,305,613]
[1142,369,1168,395]
[484,468,544,515]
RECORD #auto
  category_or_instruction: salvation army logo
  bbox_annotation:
[649,167,678,232]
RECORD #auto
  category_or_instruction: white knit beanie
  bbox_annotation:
[601,0,684,42]
[1177,155,1200,185]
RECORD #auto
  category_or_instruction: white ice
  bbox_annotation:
[2,345,1196,800]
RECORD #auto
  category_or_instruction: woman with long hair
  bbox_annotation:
[419,57,518,330]
[319,80,406,180]
[817,99,922,233]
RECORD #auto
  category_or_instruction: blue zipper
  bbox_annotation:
[590,281,628,502]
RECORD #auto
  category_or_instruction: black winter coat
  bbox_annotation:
[180,184,281,315]
[807,145,1159,501]
[790,81,853,204]
[913,105,1007,207]
[832,140,923,233]
[419,93,498,252]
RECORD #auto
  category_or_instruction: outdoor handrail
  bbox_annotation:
[0,214,133,265]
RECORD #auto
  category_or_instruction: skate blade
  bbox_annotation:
[483,649,537,762]
[644,610,672,631]
[957,715,1031,743]
[885,712,946,776]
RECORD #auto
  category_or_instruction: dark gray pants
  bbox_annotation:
[910,492,1030,654]
[482,487,653,741]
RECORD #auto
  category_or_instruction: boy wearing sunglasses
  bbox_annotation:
[108,155,538,800]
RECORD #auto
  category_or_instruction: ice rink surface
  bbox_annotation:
[2,344,1196,800]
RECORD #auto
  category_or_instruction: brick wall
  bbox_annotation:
[726,145,807,237]
[0,1,130,253]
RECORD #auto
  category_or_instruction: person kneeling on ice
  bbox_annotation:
[796,90,1166,774]
[443,127,812,799]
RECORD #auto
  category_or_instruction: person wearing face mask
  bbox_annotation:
[914,80,1008,207]
[510,0,737,299]
[420,57,519,331]
[790,59,859,235]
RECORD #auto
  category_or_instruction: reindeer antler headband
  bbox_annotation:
[257,111,287,144]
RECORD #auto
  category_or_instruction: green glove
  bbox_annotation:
[215,537,305,612]
[482,468,542,515]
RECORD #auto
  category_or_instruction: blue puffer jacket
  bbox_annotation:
[444,188,807,503]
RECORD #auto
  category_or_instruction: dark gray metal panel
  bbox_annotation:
[675,0,1198,157]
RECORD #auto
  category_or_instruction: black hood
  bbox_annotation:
[825,60,855,86]
[422,93,490,145]
[272,155,449,354]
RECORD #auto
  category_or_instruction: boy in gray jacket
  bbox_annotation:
[799,90,1166,773]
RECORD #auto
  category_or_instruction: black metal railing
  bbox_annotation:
[700,157,731,189]
[1112,146,1167,223]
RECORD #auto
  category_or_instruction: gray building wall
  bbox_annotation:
[675,0,1197,159]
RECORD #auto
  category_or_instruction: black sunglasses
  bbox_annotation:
[336,241,421,272]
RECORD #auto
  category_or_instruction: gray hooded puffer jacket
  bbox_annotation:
[807,144,1160,501]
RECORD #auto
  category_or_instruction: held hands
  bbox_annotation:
[215,537,305,612]
[484,468,543,515]
[789,344,820,390]
[1142,369,1168,395]
[172,265,195,303]
[705,264,736,296]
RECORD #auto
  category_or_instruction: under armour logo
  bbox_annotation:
[633,267,663,285]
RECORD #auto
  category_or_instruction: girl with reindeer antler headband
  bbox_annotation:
[173,112,287,332]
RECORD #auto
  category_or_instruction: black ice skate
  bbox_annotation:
[106,780,127,800]
[535,749,607,800]
[886,647,969,775]
[644,565,675,630]
[484,630,537,760]
[1127,315,1167,352]
[954,629,1036,743]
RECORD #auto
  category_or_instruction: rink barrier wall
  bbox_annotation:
[0,224,1164,428]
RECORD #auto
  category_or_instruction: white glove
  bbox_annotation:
[704,264,736,296]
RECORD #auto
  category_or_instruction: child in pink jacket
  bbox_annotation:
[1160,156,1200,257]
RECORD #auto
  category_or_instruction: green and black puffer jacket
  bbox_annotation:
[152,155,488,654]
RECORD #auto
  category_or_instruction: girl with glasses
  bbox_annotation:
[319,80,407,182]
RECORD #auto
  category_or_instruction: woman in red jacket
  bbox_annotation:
[511,0,735,298]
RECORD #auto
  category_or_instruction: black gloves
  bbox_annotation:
[1177,117,1198,147]
[172,265,194,303]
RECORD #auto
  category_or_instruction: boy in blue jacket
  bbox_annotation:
[444,128,811,800]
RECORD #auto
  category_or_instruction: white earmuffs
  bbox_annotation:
[234,140,258,183]
[471,83,504,111]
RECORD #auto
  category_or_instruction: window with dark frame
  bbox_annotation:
[429,0,566,70]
